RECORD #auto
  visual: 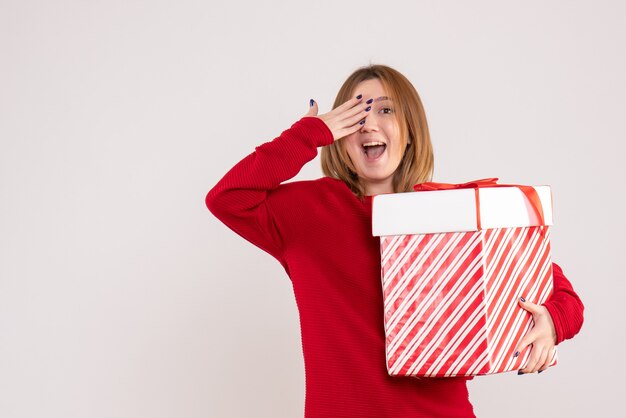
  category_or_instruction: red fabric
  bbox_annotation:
[543,263,585,344]
[206,116,584,418]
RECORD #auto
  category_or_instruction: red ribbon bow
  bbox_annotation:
[413,178,546,231]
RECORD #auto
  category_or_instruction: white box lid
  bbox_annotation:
[372,186,553,237]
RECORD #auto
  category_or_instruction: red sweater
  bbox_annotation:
[206,116,584,418]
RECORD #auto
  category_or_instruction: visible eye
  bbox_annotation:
[380,107,394,114]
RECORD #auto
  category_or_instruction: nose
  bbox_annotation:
[360,112,378,132]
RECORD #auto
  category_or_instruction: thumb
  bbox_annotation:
[305,99,319,117]
[518,297,541,315]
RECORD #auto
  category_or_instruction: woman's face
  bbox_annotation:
[343,78,406,196]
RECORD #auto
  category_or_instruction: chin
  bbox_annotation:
[361,173,395,183]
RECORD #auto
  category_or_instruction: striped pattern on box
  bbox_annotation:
[380,225,556,377]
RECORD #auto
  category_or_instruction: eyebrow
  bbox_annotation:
[374,96,392,102]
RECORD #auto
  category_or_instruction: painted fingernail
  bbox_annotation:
[310,99,315,107]
[513,351,520,358]
[366,98,374,104]
[538,370,544,374]
[359,119,366,125]
[365,106,371,112]
[356,94,362,100]
[520,296,526,302]
[517,370,524,375]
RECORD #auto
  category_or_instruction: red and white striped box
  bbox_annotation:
[372,181,557,377]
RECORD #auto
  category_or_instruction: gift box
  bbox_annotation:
[372,179,557,377]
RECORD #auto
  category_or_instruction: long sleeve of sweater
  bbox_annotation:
[544,263,585,344]
[205,117,334,268]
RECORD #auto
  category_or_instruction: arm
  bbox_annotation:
[206,97,371,267]
[206,116,333,266]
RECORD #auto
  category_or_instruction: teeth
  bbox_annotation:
[362,141,385,147]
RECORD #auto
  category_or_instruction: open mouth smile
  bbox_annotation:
[362,141,387,160]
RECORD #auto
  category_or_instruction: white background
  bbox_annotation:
[1,1,624,417]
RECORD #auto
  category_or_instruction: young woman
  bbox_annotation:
[206,65,584,418]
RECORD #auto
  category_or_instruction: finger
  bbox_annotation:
[538,347,556,372]
[515,327,539,356]
[332,94,365,114]
[518,297,541,315]
[522,344,550,374]
[341,107,371,128]
[321,101,369,133]
[519,344,541,374]
[333,121,366,141]
[331,114,371,139]
[335,97,373,123]
[532,346,549,373]
[305,99,319,117]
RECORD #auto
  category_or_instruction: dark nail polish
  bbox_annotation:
[365,106,371,112]
[538,370,544,374]
[356,94,362,100]
[517,370,524,375]
[359,120,365,125]
[520,297,526,302]
[310,99,314,107]
[366,98,373,104]
[513,351,520,358]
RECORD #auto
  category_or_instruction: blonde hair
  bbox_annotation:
[320,64,434,198]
